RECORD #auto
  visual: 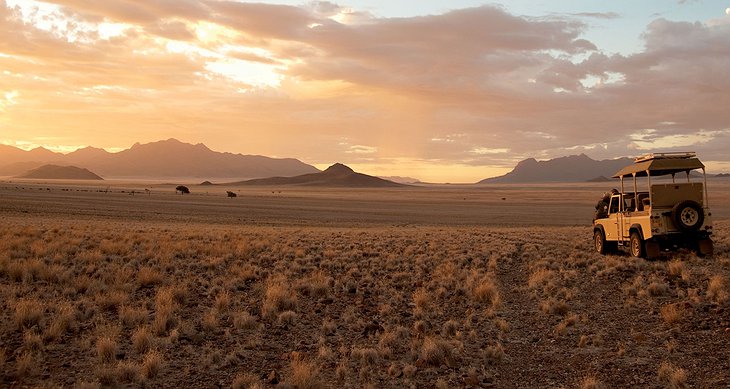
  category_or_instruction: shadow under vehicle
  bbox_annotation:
[593,152,713,258]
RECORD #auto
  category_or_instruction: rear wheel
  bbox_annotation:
[672,200,704,232]
[630,232,645,258]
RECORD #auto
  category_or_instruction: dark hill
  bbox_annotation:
[480,154,633,183]
[231,163,405,187]
[17,164,103,180]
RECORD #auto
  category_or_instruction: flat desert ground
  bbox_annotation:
[0,180,728,388]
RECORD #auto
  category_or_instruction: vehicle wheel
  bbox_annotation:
[671,200,704,232]
[594,230,607,255]
[630,232,645,258]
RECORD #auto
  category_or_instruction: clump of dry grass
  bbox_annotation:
[471,276,501,309]
[120,305,148,328]
[232,373,261,389]
[116,360,140,383]
[152,288,176,336]
[290,358,323,389]
[14,299,43,330]
[299,270,331,298]
[233,311,258,330]
[419,337,456,367]
[23,331,43,352]
[539,298,569,316]
[44,303,75,342]
[647,279,670,297]
[132,327,153,354]
[658,361,687,389]
[262,277,297,319]
[580,375,604,389]
[97,336,117,363]
[215,290,230,312]
[137,267,163,287]
[277,310,297,325]
[141,350,162,379]
[707,275,727,303]
[667,260,688,281]
[660,303,686,325]
[484,342,505,364]
[15,351,36,378]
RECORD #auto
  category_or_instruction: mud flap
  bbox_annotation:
[645,241,661,259]
[698,239,714,257]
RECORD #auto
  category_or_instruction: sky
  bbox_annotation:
[0,0,729,182]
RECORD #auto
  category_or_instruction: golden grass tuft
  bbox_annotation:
[233,311,258,330]
[116,360,140,383]
[472,277,501,309]
[262,277,297,319]
[660,303,686,325]
[97,336,117,363]
[707,275,727,303]
[579,375,604,389]
[137,267,163,287]
[420,336,455,367]
[290,358,324,389]
[658,361,687,389]
[14,299,43,330]
[132,326,153,354]
[141,350,163,379]
[232,373,261,389]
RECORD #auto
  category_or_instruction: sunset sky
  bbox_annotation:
[1,0,729,182]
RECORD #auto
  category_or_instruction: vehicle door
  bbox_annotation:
[607,195,623,242]
[622,195,634,241]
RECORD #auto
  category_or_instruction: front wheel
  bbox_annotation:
[594,230,606,255]
[630,232,645,258]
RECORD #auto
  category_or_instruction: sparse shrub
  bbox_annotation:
[15,299,43,330]
[412,288,430,312]
[667,260,688,280]
[402,364,417,378]
[351,347,378,365]
[441,320,459,337]
[202,310,219,331]
[540,298,569,315]
[300,271,331,298]
[44,303,75,342]
[23,331,43,352]
[16,351,35,378]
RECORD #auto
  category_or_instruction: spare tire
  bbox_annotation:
[671,200,704,232]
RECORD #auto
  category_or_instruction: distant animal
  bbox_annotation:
[226,191,237,198]
[176,185,190,194]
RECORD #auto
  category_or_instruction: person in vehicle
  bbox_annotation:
[594,189,618,220]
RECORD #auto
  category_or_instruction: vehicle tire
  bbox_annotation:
[630,231,645,258]
[671,200,704,232]
[594,230,607,255]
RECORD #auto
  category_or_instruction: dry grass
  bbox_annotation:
[0,207,728,388]
[660,303,686,325]
[96,336,117,363]
[580,375,604,389]
[658,362,688,389]
[706,275,727,303]
[141,350,163,379]
[14,299,43,330]
[290,358,323,389]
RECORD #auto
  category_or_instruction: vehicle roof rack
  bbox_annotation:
[634,152,696,163]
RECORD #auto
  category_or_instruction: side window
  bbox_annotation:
[608,196,620,214]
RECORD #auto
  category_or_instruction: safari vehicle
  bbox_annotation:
[593,152,713,258]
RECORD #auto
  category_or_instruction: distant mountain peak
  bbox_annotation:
[324,163,354,174]
[480,154,633,184]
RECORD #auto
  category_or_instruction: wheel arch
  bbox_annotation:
[629,224,644,240]
[593,224,606,236]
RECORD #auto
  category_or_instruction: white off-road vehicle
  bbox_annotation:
[593,152,713,258]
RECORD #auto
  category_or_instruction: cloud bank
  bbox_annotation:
[1,0,729,181]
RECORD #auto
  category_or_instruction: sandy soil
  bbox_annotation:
[0,182,728,388]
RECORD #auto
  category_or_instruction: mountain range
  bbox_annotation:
[479,154,634,183]
[231,163,405,187]
[0,139,318,179]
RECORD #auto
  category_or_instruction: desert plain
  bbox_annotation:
[0,180,729,388]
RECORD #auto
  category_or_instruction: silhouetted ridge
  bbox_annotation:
[479,154,633,183]
[17,164,103,180]
[230,163,405,187]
